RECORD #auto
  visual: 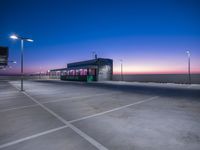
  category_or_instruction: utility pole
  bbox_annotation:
[186,51,191,84]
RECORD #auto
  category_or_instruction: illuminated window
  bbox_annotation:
[70,70,75,75]
[76,69,80,75]
[89,69,96,75]
[83,69,87,75]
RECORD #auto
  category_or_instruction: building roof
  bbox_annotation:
[50,65,98,72]
[50,58,113,72]
[50,68,67,72]
[67,58,113,68]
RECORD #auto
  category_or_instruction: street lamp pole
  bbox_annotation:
[39,67,42,79]
[10,34,33,91]
[21,39,24,91]
[186,51,191,84]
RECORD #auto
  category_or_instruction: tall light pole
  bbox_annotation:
[10,34,33,91]
[186,51,191,84]
[120,59,123,81]
[39,67,42,79]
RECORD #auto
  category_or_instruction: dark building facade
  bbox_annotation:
[0,47,9,69]
[50,58,113,81]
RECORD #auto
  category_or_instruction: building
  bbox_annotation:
[0,47,9,69]
[50,58,113,81]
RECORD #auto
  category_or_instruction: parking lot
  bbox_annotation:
[0,80,200,150]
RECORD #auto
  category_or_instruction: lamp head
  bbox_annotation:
[10,35,18,40]
[186,51,191,56]
[26,39,34,42]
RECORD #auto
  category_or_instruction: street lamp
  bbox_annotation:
[186,51,191,84]
[10,34,33,91]
[120,59,123,81]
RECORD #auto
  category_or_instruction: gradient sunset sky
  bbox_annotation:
[0,0,200,74]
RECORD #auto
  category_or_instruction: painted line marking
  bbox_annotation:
[0,126,68,149]
[0,91,20,95]
[9,82,109,150]
[0,91,120,113]
[6,82,159,150]
[42,91,120,104]
[0,104,38,113]
[22,91,109,150]
[69,96,159,123]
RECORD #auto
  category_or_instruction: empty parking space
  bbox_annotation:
[0,81,37,112]
[73,96,200,150]
[0,95,36,112]
[1,128,97,150]
[0,105,64,145]
[43,92,153,121]
[0,80,200,150]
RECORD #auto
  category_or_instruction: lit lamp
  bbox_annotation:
[10,34,33,91]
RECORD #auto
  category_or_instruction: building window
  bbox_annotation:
[89,69,96,75]
[70,70,75,75]
[76,69,80,75]
[83,69,87,75]
[79,69,87,76]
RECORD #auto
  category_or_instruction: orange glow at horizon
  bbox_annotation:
[113,65,200,74]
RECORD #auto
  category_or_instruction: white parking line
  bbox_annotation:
[9,82,109,150]
[0,104,38,113]
[0,91,19,95]
[0,90,120,113]
[22,91,109,150]
[42,91,120,104]
[5,82,158,150]
[69,96,159,123]
[0,125,68,149]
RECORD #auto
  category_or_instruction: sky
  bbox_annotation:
[0,0,200,74]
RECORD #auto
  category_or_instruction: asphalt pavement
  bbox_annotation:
[0,79,200,150]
